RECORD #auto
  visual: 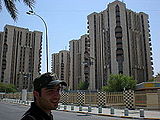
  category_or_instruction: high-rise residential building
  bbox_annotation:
[87,1,153,90]
[51,1,154,90]
[0,32,3,67]
[0,25,42,91]
[69,40,81,90]
[51,53,59,76]
[51,50,70,87]
[69,35,90,90]
[80,35,90,85]
[59,50,70,86]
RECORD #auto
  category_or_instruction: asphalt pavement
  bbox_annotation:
[1,99,160,120]
[0,102,133,120]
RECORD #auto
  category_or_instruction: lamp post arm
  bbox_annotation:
[34,14,48,32]
[34,13,49,72]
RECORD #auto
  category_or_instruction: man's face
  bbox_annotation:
[34,85,61,111]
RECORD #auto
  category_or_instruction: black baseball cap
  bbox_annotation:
[33,72,67,91]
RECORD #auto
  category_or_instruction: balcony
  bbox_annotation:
[115,32,122,38]
[116,44,123,49]
[84,69,89,74]
[116,39,122,44]
[150,47,152,51]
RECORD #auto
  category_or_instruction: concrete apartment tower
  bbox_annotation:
[51,53,59,76]
[51,50,70,87]
[80,35,90,86]
[0,32,3,66]
[69,40,81,90]
[59,50,70,86]
[69,34,90,90]
[87,1,153,90]
[0,25,42,91]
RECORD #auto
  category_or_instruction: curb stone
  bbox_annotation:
[57,109,160,120]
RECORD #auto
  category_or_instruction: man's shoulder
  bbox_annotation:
[21,114,36,120]
[20,108,38,120]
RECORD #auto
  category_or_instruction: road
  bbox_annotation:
[0,102,134,120]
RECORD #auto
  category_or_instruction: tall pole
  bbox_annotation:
[26,10,49,72]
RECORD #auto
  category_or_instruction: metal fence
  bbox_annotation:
[106,92,124,106]
[2,90,160,110]
[60,91,125,107]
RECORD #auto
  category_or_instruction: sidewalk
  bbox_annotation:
[57,104,160,120]
[1,99,160,120]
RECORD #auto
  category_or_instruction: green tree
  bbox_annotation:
[78,81,89,90]
[102,74,136,92]
[0,83,17,93]
[0,0,35,21]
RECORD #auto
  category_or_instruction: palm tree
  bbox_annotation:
[0,0,35,21]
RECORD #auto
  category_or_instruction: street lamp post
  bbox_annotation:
[26,10,49,72]
[82,56,95,106]
[23,74,31,91]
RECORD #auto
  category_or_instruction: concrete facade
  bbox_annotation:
[59,50,70,87]
[80,35,90,85]
[87,1,153,90]
[51,50,70,87]
[51,53,59,77]
[0,32,3,68]
[68,35,91,90]
[0,25,42,91]
[69,40,81,90]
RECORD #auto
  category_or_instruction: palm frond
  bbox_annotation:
[0,0,2,11]
[12,0,21,2]
[23,0,35,8]
[4,0,18,21]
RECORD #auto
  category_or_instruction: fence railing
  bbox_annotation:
[106,92,124,106]
[1,90,160,110]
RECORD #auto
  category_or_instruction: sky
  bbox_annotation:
[0,0,160,75]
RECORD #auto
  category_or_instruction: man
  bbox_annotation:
[21,72,67,120]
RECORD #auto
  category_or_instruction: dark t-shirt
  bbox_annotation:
[21,102,53,120]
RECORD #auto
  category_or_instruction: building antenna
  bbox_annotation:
[122,0,124,3]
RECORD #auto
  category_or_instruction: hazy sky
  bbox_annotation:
[0,0,159,75]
